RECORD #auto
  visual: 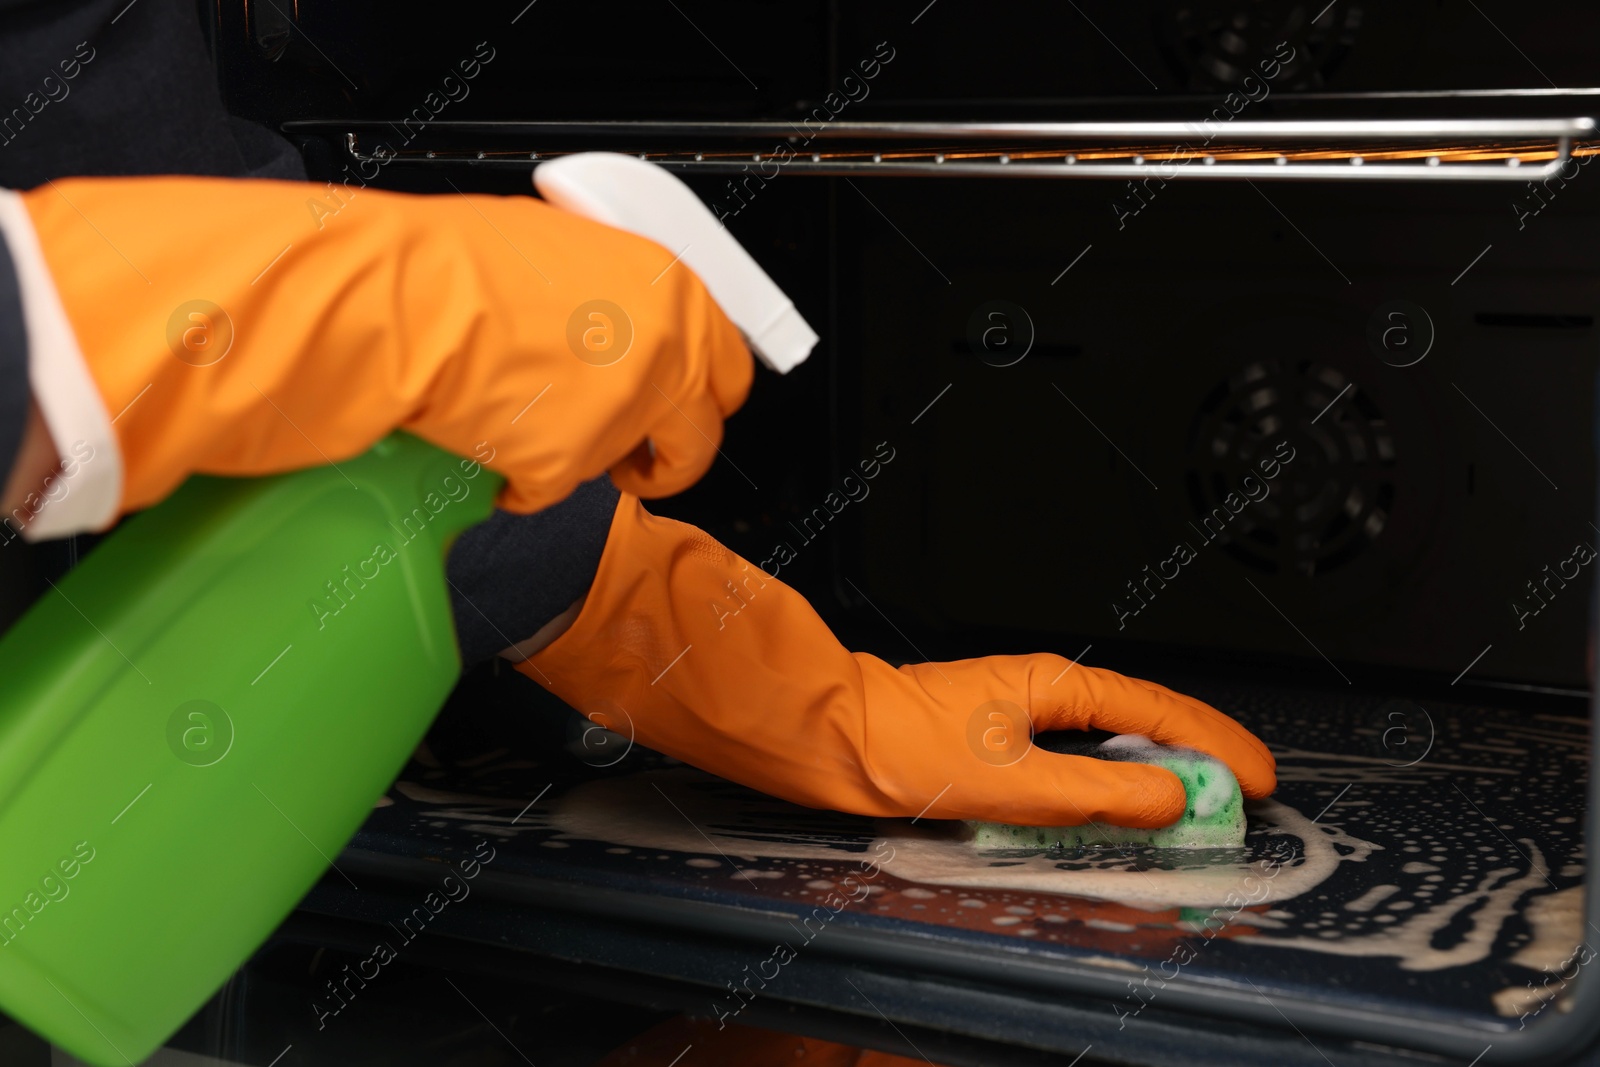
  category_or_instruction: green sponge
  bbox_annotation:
[965,734,1247,849]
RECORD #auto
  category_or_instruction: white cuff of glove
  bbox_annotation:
[0,189,121,541]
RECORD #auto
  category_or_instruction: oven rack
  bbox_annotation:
[287,118,1599,182]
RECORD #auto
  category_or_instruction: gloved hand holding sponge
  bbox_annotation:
[520,492,1275,828]
[1,158,1274,829]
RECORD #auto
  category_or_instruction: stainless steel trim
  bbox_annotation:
[337,124,1589,182]
[310,117,1598,139]
[642,160,1571,181]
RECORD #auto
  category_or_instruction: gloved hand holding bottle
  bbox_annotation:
[0,175,752,539]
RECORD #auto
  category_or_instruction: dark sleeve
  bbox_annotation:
[446,475,620,665]
[0,226,29,495]
[0,0,307,189]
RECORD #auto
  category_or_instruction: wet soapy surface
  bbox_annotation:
[350,683,1588,1029]
[963,734,1248,850]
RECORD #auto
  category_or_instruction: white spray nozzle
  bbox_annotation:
[533,152,818,374]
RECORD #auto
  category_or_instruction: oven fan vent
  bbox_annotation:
[1185,358,1396,576]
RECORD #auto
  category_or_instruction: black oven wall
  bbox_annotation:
[211,0,1600,690]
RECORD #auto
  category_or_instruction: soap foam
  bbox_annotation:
[1256,840,1555,972]
[546,768,1379,910]
[1510,885,1586,971]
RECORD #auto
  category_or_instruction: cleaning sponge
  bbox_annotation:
[965,734,1247,849]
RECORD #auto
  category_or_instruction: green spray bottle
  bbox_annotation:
[0,433,497,1064]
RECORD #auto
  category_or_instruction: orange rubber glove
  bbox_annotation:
[18,176,751,520]
[521,494,1276,827]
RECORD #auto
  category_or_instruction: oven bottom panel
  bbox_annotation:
[299,668,1591,1062]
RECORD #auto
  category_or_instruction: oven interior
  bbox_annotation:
[48,3,1596,1065]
